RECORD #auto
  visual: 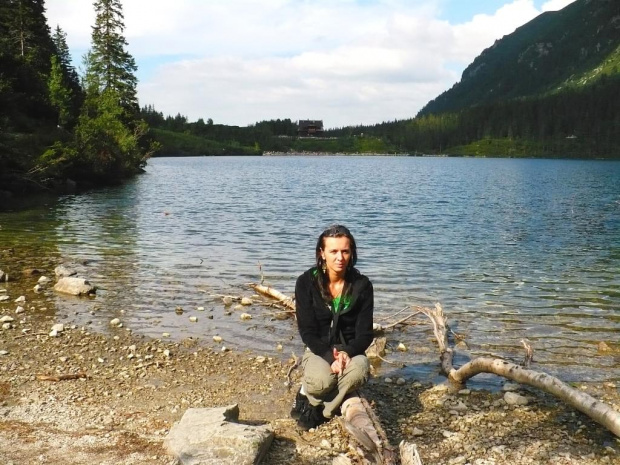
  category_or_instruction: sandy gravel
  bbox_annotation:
[1,274,619,464]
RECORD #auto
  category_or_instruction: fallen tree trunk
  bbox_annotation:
[421,304,620,438]
[247,283,295,311]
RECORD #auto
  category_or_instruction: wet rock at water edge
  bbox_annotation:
[504,392,529,406]
[54,265,77,278]
[189,316,198,323]
[222,296,233,306]
[37,276,51,285]
[241,297,253,306]
[110,318,121,327]
[240,313,252,321]
[54,277,96,296]
[14,295,25,303]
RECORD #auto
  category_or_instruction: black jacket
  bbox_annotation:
[295,267,374,364]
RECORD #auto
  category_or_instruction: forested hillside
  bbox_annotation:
[325,0,620,158]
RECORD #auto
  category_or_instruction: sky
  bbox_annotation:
[44,0,576,128]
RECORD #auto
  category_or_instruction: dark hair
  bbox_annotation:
[315,224,358,301]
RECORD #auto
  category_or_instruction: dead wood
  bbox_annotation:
[341,393,398,464]
[420,303,620,438]
[36,372,87,382]
[247,283,296,311]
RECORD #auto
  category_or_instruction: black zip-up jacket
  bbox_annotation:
[295,267,374,364]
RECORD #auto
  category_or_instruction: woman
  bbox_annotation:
[291,224,374,430]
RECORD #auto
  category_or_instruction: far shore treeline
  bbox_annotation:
[1,0,619,197]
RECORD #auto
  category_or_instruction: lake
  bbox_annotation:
[1,156,619,385]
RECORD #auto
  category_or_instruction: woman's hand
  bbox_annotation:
[331,348,350,375]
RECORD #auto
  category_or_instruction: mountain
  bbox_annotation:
[418,0,620,116]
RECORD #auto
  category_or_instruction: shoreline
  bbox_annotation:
[1,271,619,463]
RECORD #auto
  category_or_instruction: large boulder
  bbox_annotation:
[165,405,274,465]
[54,277,96,296]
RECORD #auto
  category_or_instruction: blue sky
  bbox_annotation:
[45,0,576,128]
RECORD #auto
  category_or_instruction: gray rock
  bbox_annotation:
[54,265,77,278]
[502,382,520,392]
[0,296,9,302]
[54,277,96,296]
[38,276,51,284]
[165,405,274,465]
[0,316,14,323]
[504,391,529,406]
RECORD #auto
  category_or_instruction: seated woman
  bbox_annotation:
[291,225,374,430]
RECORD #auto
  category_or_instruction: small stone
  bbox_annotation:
[233,304,244,311]
[59,356,68,362]
[162,332,171,338]
[412,427,424,436]
[255,356,267,363]
[504,392,529,406]
[163,349,171,357]
[110,318,121,327]
[14,296,25,303]
[49,329,59,337]
[189,316,198,322]
[51,323,64,333]
[213,336,222,343]
[458,389,471,395]
[321,439,331,449]
[276,343,283,351]
[372,322,383,332]
[221,346,229,352]
[502,382,520,392]
[396,378,406,386]
[442,430,453,438]
[175,307,183,315]
[449,456,467,465]
[0,350,8,356]
[384,377,393,384]
[0,316,15,323]
[54,265,76,278]
[2,323,11,330]
[241,297,253,306]
[98,357,105,363]
[0,296,9,302]
[240,313,252,320]
[196,306,204,311]
[222,296,233,306]
[38,276,51,284]
[33,284,42,293]
[397,342,407,352]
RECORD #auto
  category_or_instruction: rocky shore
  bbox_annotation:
[1,269,619,464]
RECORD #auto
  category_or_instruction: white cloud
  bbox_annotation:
[45,0,577,128]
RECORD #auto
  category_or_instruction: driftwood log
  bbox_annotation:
[421,303,620,438]
[247,283,296,311]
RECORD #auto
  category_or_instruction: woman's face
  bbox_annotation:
[321,236,351,277]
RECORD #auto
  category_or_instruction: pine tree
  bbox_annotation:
[51,25,83,125]
[48,54,72,127]
[87,0,138,115]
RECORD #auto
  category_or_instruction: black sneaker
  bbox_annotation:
[290,387,309,420]
[297,403,327,430]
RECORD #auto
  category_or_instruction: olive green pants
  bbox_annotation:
[301,351,370,418]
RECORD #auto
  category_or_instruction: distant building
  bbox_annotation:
[298,120,324,137]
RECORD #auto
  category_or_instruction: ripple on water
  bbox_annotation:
[1,156,619,384]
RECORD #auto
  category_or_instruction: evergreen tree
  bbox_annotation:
[87,0,138,115]
[48,54,72,127]
[51,25,82,125]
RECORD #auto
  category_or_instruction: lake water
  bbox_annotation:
[1,156,619,385]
